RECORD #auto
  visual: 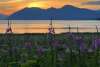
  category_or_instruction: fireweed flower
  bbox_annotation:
[51,39,61,48]
[92,37,100,49]
[36,47,44,56]
[62,44,68,49]
[48,27,55,40]
[48,27,55,34]
[66,32,75,39]
[74,36,85,52]
[24,42,32,49]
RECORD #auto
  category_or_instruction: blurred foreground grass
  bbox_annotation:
[0,33,100,67]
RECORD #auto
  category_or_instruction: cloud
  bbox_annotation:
[0,0,16,2]
[0,0,9,2]
[83,0,100,5]
[0,5,13,10]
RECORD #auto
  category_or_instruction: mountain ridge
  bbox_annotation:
[8,5,100,20]
[0,14,7,20]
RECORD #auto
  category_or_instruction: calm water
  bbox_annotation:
[0,20,100,33]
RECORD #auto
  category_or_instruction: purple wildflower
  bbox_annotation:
[92,37,100,49]
[51,39,61,48]
[66,32,75,39]
[48,27,55,34]
[36,47,44,56]
[74,36,85,52]
[24,42,32,49]
[63,44,68,49]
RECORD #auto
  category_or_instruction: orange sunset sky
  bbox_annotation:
[0,0,100,15]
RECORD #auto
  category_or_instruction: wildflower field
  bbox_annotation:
[0,33,100,67]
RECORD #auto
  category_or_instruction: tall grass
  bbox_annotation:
[0,33,100,67]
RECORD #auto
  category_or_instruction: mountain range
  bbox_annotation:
[0,5,100,20]
[0,14,7,20]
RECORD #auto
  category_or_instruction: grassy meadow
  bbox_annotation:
[0,33,100,67]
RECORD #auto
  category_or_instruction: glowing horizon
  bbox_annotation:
[0,20,100,33]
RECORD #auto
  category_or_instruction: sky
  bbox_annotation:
[0,0,100,15]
